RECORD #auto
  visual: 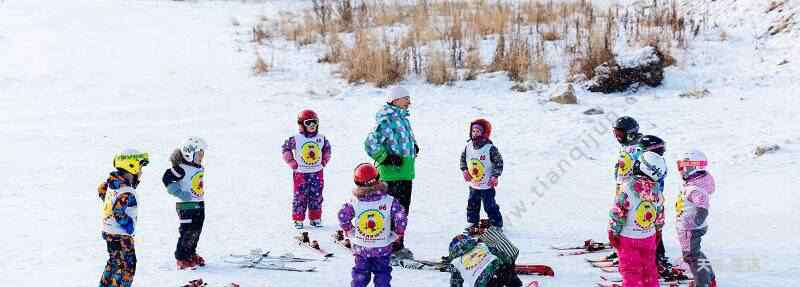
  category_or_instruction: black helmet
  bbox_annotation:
[639,135,665,156]
[613,116,640,145]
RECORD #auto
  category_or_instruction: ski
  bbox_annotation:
[592,261,617,268]
[226,249,322,263]
[557,248,612,256]
[550,239,610,251]
[391,258,448,272]
[595,280,621,287]
[514,264,555,277]
[331,230,353,252]
[181,279,241,287]
[601,266,618,273]
[295,231,334,258]
[238,262,318,272]
[586,253,616,263]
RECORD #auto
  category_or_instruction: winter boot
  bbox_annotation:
[293,220,304,229]
[177,259,195,270]
[310,219,322,228]
[192,255,206,267]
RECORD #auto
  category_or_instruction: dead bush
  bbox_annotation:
[425,48,456,85]
[319,32,344,63]
[341,31,407,87]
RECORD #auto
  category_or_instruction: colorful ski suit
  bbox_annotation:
[609,175,664,287]
[448,228,521,287]
[338,183,407,287]
[676,171,717,287]
[162,151,206,261]
[98,172,138,287]
[460,138,504,227]
[282,132,331,221]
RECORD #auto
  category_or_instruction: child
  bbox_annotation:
[338,163,407,287]
[162,137,207,269]
[608,151,666,287]
[460,119,504,230]
[447,228,522,287]
[638,135,673,275]
[98,149,149,287]
[282,109,332,229]
[675,150,717,287]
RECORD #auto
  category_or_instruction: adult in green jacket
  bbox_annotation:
[364,86,419,257]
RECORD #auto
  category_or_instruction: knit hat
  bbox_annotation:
[386,86,410,103]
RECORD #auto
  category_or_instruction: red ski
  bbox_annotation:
[514,264,555,276]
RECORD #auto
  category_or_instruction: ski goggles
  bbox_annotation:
[303,119,319,128]
[644,143,665,152]
[676,159,707,172]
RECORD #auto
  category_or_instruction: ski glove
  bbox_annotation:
[463,170,472,182]
[489,176,499,187]
[608,230,620,249]
[383,154,403,166]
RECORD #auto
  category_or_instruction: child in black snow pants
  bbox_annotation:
[163,137,207,270]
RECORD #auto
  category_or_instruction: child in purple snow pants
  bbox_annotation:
[282,109,331,226]
[339,163,407,287]
[292,171,324,221]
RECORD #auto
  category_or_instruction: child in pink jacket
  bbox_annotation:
[675,149,717,287]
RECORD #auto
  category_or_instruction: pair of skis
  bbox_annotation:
[224,249,320,272]
[587,253,694,286]
[181,279,240,287]
[551,239,612,256]
[330,230,447,272]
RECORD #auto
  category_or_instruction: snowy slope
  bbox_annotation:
[1,0,798,286]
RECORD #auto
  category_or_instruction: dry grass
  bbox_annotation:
[425,48,456,85]
[318,32,345,64]
[542,30,562,41]
[464,38,483,81]
[253,52,271,75]
[340,31,407,87]
[253,0,692,86]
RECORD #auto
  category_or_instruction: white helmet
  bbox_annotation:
[635,151,667,181]
[181,137,207,162]
[677,149,708,179]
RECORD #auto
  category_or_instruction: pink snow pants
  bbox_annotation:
[618,235,658,287]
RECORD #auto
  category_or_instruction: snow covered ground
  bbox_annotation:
[1,0,798,286]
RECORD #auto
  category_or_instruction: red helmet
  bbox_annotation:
[354,163,380,186]
[297,109,319,124]
[470,118,492,139]
[297,109,319,132]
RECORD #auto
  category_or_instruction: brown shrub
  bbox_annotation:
[341,31,407,87]
[319,32,344,64]
[425,48,456,85]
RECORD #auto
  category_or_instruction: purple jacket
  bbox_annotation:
[338,183,407,257]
